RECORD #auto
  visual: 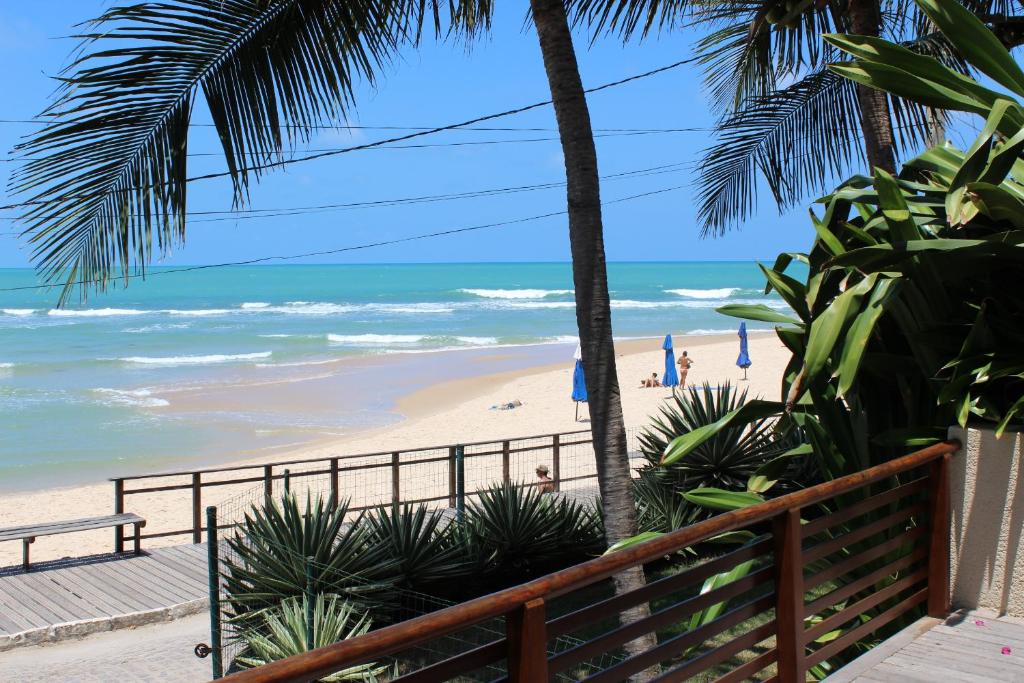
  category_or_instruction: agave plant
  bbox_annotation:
[632,469,696,534]
[639,382,814,496]
[235,593,388,681]
[223,493,398,621]
[364,503,469,591]
[466,482,605,583]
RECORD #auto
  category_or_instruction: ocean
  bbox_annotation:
[0,262,787,490]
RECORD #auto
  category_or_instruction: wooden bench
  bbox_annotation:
[0,513,146,570]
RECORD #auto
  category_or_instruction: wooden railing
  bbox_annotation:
[111,429,599,551]
[218,440,959,683]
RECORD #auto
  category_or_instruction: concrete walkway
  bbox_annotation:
[0,613,210,682]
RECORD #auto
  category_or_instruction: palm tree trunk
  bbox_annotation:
[848,0,897,173]
[528,0,656,676]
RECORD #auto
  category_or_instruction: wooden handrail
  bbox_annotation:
[220,440,960,683]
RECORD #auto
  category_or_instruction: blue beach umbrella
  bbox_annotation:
[662,334,679,387]
[572,345,587,420]
[737,322,752,380]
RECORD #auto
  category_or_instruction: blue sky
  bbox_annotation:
[0,2,980,273]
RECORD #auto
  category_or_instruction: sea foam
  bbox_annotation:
[120,352,272,366]
[327,334,425,344]
[92,387,169,408]
[2,309,35,316]
[666,288,741,299]
[459,288,573,299]
[49,308,147,317]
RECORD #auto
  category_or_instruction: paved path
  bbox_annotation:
[0,613,211,682]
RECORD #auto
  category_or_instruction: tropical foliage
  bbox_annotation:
[466,481,606,583]
[638,382,815,499]
[235,593,388,681]
[364,503,469,591]
[635,0,1024,673]
[223,494,397,621]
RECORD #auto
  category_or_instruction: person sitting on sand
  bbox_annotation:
[536,464,555,494]
[678,351,693,386]
[639,372,662,388]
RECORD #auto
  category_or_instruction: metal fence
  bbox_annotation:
[112,428,647,550]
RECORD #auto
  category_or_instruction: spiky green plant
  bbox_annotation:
[632,469,696,534]
[223,493,397,622]
[639,382,814,497]
[466,482,605,583]
[235,593,388,681]
[364,503,469,591]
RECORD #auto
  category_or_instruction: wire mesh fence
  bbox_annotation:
[199,427,650,678]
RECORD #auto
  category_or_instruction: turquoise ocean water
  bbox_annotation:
[0,262,787,490]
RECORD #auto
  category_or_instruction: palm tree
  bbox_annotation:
[8,0,648,609]
[572,0,1023,233]
[529,0,656,667]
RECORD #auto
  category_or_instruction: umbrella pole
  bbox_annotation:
[743,368,748,381]
[575,401,579,422]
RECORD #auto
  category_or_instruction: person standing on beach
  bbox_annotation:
[535,464,555,493]
[678,351,693,387]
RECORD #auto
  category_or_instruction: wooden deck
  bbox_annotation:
[0,544,208,649]
[827,610,1024,682]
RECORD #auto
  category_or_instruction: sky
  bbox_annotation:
[0,1,983,275]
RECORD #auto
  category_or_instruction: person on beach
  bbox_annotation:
[536,464,555,493]
[678,351,693,387]
[640,373,662,388]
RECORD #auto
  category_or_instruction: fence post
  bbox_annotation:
[391,452,401,505]
[192,473,203,544]
[455,446,466,520]
[773,507,805,683]
[206,506,224,679]
[552,434,561,492]
[263,465,273,499]
[927,453,952,617]
[448,446,457,507]
[502,440,510,483]
[113,479,125,554]
[305,556,315,653]
[507,598,548,682]
[283,468,291,494]
[330,458,339,510]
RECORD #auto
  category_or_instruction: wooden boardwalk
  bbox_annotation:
[828,610,1024,682]
[0,544,208,649]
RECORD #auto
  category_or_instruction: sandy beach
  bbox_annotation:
[0,331,787,566]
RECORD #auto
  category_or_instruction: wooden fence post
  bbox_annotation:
[114,479,125,553]
[552,434,561,492]
[507,598,548,682]
[928,453,952,617]
[392,452,401,505]
[330,458,339,510]
[206,506,224,679]
[773,507,805,683]
[448,446,457,507]
[192,473,203,544]
[263,465,273,499]
[502,440,510,483]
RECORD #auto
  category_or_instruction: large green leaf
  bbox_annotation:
[661,401,787,466]
[915,0,1024,99]
[716,303,803,325]
[682,488,765,511]
[803,274,879,379]
[836,278,898,397]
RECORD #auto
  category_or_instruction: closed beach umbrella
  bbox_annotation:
[737,322,752,380]
[572,344,587,420]
[662,334,679,387]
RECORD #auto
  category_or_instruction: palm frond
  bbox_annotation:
[696,32,971,235]
[568,0,688,39]
[10,0,401,302]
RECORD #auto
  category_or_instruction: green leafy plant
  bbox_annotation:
[235,593,388,681]
[364,503,469,591]
[466,482,605,583]
[223,493,397,621]
[633,469,696,534]
[641,382,813,493]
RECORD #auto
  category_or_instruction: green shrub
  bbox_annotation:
[364,503,469,592]
[466,481,604,584]
[223,494,397,622]
[235,593,388,681]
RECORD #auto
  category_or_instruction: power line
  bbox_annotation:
[0,163,686,229]
[0,130,695,163]
[2,57,694,212]
[0,185,685,293]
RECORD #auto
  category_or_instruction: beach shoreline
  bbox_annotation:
[0,330,786,566]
